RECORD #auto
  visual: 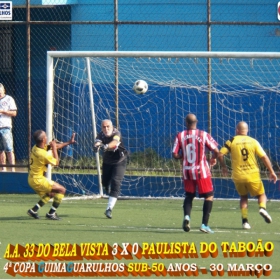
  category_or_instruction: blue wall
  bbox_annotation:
[1,172,279,200]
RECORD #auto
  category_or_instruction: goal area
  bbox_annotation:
[46,51,280,200]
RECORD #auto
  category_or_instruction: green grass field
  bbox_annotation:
[0,194,279,279]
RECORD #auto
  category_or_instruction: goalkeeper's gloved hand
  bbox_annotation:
[93,145,101,153]
[93,144,109,153]
[100,144,109,152]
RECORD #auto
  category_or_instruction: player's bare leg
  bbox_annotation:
[7,151,15,172]
[0,151,6,171]
[258,193,272,223]
[258,193,267,206]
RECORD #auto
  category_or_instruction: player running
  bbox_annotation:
[218,121,277,229]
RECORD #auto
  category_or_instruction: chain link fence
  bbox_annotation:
[0,0,279,170]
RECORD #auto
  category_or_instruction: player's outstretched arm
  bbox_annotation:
[96,140,119,152]
[55,133,76,150]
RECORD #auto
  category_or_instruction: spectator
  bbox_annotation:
[0,83,17,172]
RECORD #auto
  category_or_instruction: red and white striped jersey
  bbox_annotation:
[173,129,218,180]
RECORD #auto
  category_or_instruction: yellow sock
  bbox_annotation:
[41,195,51,204]
[241,208,248,219]
[259,202,266,209]
[54,193,64,204]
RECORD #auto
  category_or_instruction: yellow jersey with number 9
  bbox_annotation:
[220,135,266,182]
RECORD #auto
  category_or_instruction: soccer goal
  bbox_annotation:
[46,51,280,200]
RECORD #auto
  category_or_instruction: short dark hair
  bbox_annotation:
[33,130,45,144]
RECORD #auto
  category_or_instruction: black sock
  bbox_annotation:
[49,202,60,215]
[202,200,213,226]
[184,196,194,217]
[32,200,45,212]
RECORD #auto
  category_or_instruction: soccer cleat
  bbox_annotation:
[104,208,112,219]
[259,208,272,223]
[46,213,61,220]
[182,215,190,232]
[242,222,251,229]
[200,224,214,234]
[27,209,40,219]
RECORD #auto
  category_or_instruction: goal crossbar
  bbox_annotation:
[47,51,280,59]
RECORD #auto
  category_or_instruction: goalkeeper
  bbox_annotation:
[93,119,128,219]
[27,130,76,220]
[218,121,277,230]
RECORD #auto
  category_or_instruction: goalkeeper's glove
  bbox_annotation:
[93,144,109,153]
[100,144,109,152]
[93,145,101,153]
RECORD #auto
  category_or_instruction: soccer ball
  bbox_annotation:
[133,80,148,94]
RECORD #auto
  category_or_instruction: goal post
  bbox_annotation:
[46,54,104,196]
[46,51,280,200]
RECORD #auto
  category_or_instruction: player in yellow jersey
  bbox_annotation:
[27,130,75,220]
[218,121,277,230]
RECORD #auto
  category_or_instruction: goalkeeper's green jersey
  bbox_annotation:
[220,135,266,182]
[28,145,57,178]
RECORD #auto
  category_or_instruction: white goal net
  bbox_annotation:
[46,51,280,200]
